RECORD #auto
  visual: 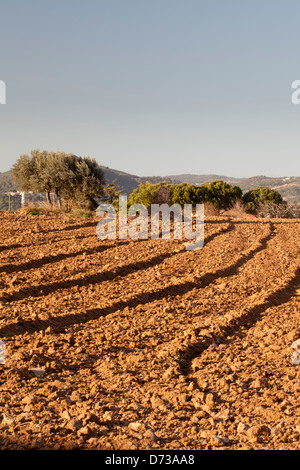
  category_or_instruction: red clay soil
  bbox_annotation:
[0,211,299,450]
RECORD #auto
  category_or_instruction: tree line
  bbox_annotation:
[11,150,292,217]
[128,181,291,216]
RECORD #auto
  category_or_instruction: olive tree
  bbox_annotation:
[12,150,105,210]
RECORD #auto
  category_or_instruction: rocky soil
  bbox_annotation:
[0,211,299,450]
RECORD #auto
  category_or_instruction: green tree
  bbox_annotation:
[169,183,205,206]
[128,180,243,211]
[67,156,105,210]
[128,182,162,208]
[12,149,56,206]
[100,183,123,208]
[41,152,76,209]
[200,180,243,210]
[243,186,283,214]
[12,150,105,211]
[12,150,40,192]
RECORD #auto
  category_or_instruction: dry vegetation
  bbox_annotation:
[0,210,299,450]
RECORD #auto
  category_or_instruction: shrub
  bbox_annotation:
[256,201,294,218]
[200,180,243,210]
[128,182,163,208]
[169,183,206,206]
[243,186,283,214]
[203,201,220,216]
[224,199,248,217]
[129,180,243,212]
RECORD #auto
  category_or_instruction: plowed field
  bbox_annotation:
[0,212,299,450]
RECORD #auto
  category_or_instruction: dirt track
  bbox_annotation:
[0,212,299,450]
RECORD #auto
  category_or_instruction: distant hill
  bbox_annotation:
[164,174,231,185]
[98,166,142,194]
[0,170,16,192]
[0,167,299,211]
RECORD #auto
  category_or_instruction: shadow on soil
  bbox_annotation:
[0,222,236,302]
[0,240,129,274]
[0,222,276,339]
[177,264,300,374]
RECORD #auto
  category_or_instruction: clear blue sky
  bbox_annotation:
[0,0,299,177]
